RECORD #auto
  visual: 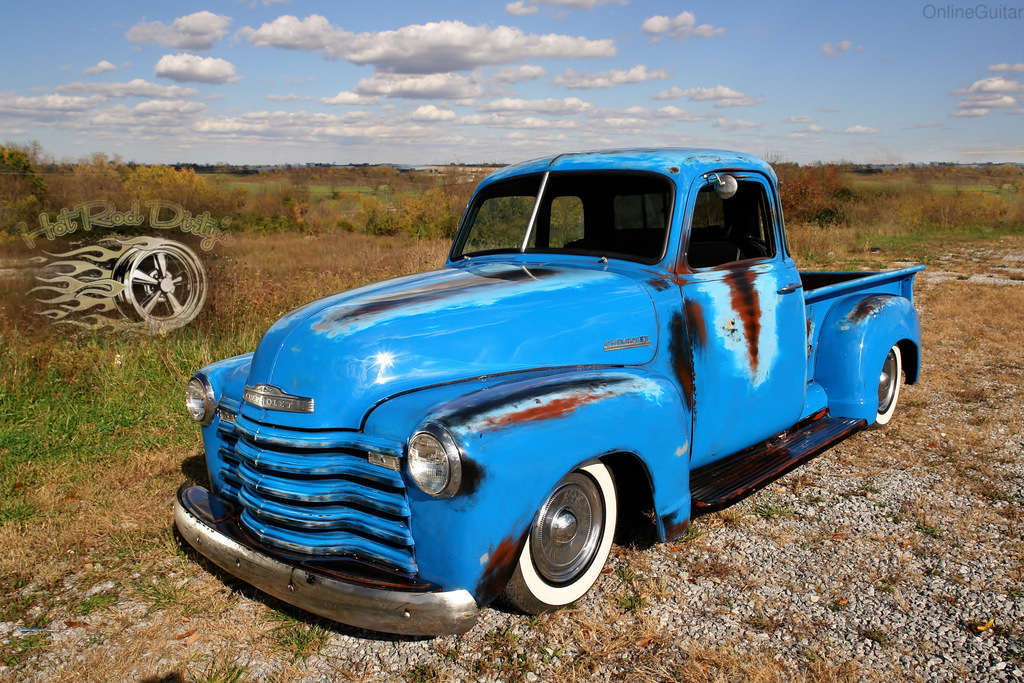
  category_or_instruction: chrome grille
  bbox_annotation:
[214,411,415,574]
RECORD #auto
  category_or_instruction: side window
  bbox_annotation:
[613,192,669,232]
[607,191,670,260]
[686,180,775,269]
[548,195,584,248]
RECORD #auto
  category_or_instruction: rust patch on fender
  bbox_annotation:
[647,275,673,292]
[475,533,528,604]
[476,386,616,430]
[727,270,761,373]
[661,512,690,541]
[847,295,891,324]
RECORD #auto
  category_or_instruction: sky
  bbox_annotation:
[1,0,1022,166]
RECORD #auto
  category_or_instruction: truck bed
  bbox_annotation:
[800,265,925,305]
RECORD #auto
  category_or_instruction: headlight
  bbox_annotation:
[185,374,216,426]
[407,425,462,498]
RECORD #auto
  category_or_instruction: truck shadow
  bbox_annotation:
[180,453,210,489]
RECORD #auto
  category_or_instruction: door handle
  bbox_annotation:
[777,282,803,294]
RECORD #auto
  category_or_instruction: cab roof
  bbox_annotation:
[478,148,777,189]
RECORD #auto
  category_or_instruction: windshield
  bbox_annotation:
[452,171,673,264]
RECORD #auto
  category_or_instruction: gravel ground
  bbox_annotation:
[3,244,1022,682]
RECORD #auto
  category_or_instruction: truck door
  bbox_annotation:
[678,172,807,469]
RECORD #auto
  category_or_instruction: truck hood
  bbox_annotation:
[240,262,657,429]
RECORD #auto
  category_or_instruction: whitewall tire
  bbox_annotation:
[501,461,617,614]
[874,345,902,426]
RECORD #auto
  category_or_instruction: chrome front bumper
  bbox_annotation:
[173,484,478,636]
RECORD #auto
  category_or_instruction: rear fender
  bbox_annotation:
[362,369,690,605]
[814,294,921,423]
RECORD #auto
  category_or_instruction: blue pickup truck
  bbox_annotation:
[174,149,922,636]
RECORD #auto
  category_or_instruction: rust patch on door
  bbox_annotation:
[727,270,761,373]
[668,311,695,412]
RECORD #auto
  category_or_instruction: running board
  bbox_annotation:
[689,411,866,516]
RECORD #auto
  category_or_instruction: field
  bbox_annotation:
[0,225,1022,681]
[0,154,1023,681]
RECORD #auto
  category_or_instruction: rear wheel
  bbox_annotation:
[501,462,617,614]
[874,345,902,426]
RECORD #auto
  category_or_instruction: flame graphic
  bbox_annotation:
[29,236,206,333]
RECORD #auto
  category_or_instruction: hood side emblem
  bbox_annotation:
[243,384,315,413]
[604,335,651,352]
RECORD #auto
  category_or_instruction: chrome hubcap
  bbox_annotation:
[877,349,898,413]
[549,508,578,546]
[530,472,604,584]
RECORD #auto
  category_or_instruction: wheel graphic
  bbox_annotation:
[113,239,207,333]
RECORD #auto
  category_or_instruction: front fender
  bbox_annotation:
[362,368,690,606]
[194,353,253,495]
[814,295,921,423]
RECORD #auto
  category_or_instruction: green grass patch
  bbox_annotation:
[77,592,118,615]
[1,630,50,668]
[265,605,331,663]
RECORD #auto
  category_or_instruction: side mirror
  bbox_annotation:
[708,173,738,199]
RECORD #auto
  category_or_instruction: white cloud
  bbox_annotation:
[788,123,827,139]
[954,76,1024,94]
[554,65,672,89]
[475,97,595,115]
[821,41,856,57]
[126,11,232,51]
[712,117,762,131]
[651,105,712,122]
[83,61,117,76]
[320,91,383,106]
[490,65,547,85]
[951,77,1023,116]
[597,105,711,123]
[133,100,207,116]
[267,93,311,102]
[240,16,616,73]
[641,12,725,43]
[505,1,539,15]
[56,79,200,99]
[653,85,762,107]
[410,105,457,122]
[154,54,241,84]
[958,94,1017,109]
[460,113,580,129]
[507,0,618,13]
[355,73,484,100]
[987,63,1024,73]
[951,108,990,118]
[783,115,816,124]
[842,125,879,134]
[0,92,106,117]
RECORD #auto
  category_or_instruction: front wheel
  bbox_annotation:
[874,345,903,426]
[501,462,617,614]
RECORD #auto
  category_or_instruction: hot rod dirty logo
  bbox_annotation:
[20,200,233,334]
